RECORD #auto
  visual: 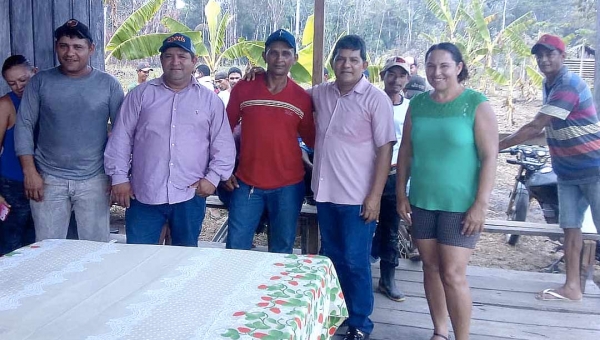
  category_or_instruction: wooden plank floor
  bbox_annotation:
[332,260,600,340]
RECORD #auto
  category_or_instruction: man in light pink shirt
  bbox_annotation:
[104,33,235,246]
[310,35,396,340]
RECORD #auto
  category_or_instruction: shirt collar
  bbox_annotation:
[151,75,199,90]
[334,75,370,96]
[543,65,568,88]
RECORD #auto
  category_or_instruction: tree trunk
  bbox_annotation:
[295,0,301,37]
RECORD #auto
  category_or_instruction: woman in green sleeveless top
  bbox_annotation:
[395,43,498,340]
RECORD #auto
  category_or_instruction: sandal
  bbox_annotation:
[431,333,449,340]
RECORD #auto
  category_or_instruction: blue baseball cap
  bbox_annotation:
[265,29,296,52]
[159,33,196,55]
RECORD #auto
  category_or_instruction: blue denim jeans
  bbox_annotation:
[125,196,206,246]
[371,174,401,266]
[316,202,376,334]
[226,179,304,253]
[0,177,35,255]
[557,177,600,231]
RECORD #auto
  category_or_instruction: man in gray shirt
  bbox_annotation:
[15,19,124,242]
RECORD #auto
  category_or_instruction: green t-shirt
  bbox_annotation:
[408,88,487,212]
[127,82,138,92]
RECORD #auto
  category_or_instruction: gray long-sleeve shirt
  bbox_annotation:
[15,67,124,180]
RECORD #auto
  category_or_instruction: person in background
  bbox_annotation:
[228,67,243,88]
[215,71,231,106]
[105,33,235,247]
[15,19,124,243]
[404,56,429,99]
[0,55,37,255]
[127,62,153,92]
[310,35,396,340]
[195,64,214,91]
[500,34,600,302]
[297,67,330,206]
[397,42,498,340]
[224,29,315,254]
[362,68,370,82]
[370,56,411,303]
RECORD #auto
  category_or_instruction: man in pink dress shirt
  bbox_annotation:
[310,35,396,340]
[104,33,236,246]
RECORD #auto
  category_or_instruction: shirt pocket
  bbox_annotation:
[178,107,211,143]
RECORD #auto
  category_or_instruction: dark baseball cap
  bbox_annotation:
[159,33,196,55]
[136,62,153,71]
[405,75,427,98]
[215,71,227,80]
[54,19,93,43]
[265,29,296,52]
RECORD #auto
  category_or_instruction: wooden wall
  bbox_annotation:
[0,0,104,94]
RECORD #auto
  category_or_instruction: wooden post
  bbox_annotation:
[302,0,325,254]
[595,0,600,108]
[312,0,325,86]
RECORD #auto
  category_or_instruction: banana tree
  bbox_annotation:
[424,0,464,43]
[236,14,345,85]
[105,0,201,62]
[104,0,263,72]
[200,0,264,71]
[461,0,535,92]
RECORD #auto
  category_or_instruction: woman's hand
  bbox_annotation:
[461,201,487,236]
[396,195,412,226]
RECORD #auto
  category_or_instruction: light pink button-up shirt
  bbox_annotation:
[104,76,235,205]
[310,77,396,205]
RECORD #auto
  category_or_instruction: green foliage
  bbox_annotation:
[105,0,263,72]
[485,67,509,86]
[105,0,165,57]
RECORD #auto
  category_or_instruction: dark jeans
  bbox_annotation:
[0,177,35,255]
[125,196,206,246]
[316,202,376,334]
[371,174,400,266]
[226,179,304,253]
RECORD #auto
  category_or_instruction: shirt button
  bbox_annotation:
[320,177,324,181]
[172,125,175,128]
[171,143,175,146]
[170,163,174,166]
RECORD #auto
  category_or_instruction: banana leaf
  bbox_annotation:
[106,0,164,52]
[106,31,202,61]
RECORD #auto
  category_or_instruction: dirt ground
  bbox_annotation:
[109,93,600,287]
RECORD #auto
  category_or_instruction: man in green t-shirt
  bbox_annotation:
[127,62,153,92]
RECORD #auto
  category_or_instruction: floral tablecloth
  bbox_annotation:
[0,239,347,340]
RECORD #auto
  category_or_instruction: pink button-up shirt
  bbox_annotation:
[310,77,396,205]
[104,76,235,205]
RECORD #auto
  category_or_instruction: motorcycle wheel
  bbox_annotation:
[507,185,529,246]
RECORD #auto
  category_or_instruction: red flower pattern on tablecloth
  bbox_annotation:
[221,254,347,340]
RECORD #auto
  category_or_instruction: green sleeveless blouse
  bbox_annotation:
[408,88,487,212]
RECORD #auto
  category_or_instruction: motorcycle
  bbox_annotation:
[501,145,559,245]
[501,145,597,246]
